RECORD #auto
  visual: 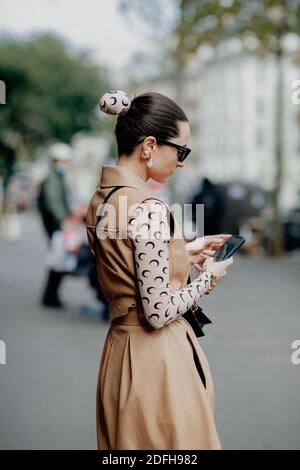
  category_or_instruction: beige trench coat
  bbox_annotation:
[86,164,222,450]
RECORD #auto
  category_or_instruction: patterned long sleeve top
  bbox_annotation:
[128,199,213,329]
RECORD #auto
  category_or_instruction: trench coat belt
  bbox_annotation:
[109,295,151,328]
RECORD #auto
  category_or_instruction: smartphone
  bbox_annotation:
[213,235,246,262]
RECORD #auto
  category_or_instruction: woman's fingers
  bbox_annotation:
[215,233,232,240]
[207,234,232,245]
[219,256,233,269]
[193,263,205,272]
[188,234,231,253]
[203,249,215,256]
[204,236,224,246]
[204,235,231,250]
[224,256,233,267]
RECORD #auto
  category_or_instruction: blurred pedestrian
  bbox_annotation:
[190,177,225,235]
[37,143,72,307]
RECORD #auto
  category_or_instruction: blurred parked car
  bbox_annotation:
[283,207,300,251]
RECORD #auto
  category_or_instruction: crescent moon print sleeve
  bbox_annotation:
[128,200,213,329]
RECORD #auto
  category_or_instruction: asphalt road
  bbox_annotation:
[0,212,299,449]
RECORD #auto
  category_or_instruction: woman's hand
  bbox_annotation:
[186,234,232,272]
[202,256,233,281]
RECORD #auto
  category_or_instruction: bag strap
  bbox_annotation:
[92,185,126,257]
[92,188,175,256]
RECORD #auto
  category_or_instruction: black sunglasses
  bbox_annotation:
[137,138,191,163]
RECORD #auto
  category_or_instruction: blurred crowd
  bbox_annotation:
[1,142,110,322]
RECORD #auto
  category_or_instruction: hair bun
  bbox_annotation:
[99,90,131,116]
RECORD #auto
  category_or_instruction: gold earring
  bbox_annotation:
[140,147,150,159]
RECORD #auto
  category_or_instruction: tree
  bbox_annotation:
[0,33,110,208]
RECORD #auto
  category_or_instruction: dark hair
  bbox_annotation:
[115,92,188,157]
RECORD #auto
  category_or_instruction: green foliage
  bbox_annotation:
[174,0,300,60]
[119,1,300,63]
[0,33,111,162]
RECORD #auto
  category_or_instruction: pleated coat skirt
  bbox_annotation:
[96,310,222,450]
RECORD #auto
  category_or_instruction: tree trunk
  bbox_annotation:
[170,54,186,203]
[269,45,284,256]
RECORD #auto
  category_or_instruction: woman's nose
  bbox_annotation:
[176,162,185,168]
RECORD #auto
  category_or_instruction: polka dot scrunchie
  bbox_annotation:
[99,90,131,116]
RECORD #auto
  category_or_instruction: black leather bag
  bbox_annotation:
[182,276,212,338]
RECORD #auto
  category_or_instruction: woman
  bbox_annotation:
[86,90,233,450]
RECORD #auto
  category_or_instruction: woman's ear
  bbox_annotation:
[143,136,157,153]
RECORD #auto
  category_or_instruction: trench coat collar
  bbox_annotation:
[99,164,156,197]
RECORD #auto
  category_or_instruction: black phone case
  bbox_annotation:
[213,236,245,261]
